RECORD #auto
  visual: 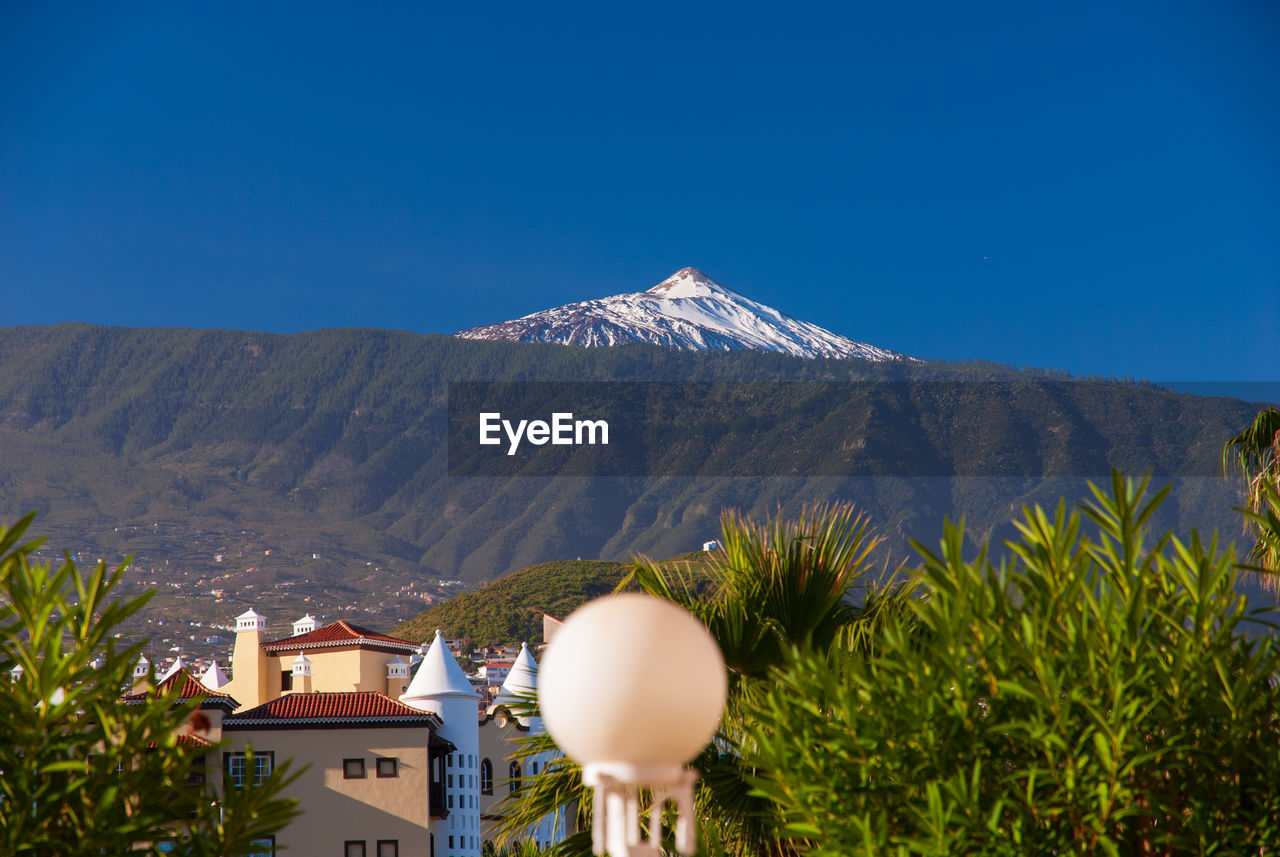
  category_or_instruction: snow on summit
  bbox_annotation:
[456,267,909,361]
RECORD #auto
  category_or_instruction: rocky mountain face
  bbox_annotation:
[457,267,910,361]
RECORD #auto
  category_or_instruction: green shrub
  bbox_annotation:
[0,513,300,856]
[747,475,1280,856]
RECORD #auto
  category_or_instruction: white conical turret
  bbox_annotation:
[482,641,566,849]
[488,642,539,727]
[292,614,317,636]
[200,659,230,690]
[133,653,150,679]
[401,630,480,708]
[401,630,481,857]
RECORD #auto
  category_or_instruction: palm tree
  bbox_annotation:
[490,502,912,856]
[1222,408,1280,583]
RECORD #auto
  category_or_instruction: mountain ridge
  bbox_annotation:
[0,323,1258,588]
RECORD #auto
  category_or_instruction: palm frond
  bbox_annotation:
[1222,408,1280,583]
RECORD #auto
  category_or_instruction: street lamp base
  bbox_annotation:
[582,763,699,857]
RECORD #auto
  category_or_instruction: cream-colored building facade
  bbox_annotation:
[212,609,452,856]
[223,609,419,709]
[136,608,564,856]
[223,693,451,857]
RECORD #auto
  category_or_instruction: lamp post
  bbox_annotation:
[538,594,727,857]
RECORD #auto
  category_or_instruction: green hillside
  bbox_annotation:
[0,323,1269,646]
[393,552,720,646]
[393,559,627,646]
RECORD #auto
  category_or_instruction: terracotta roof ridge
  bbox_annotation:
[262,620,417,651]
[225,690,443,725]
[124,666,234,701]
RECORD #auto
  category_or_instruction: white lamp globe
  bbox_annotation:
[538,593,727,779]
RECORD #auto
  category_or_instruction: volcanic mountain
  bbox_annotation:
[456,267,909,361]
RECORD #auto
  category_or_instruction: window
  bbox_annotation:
[447,754,454,768]
[247,837,275,857]
[509,760,521,794]
[280,669,292,691]
[447,774,453,787]
[225,752,273,788]
[448,837,454,849]
[345,842,366,857]
[376,841,399,857]
[376,757,398,778]
[344,758,366,779]
[448,794,453,808]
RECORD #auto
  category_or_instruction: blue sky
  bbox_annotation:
[2,1,1277,381]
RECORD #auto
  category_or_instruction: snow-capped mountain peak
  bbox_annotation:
[457,268,910,362]
[644,267,739,300]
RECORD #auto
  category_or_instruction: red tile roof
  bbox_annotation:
[224,691,444,730]
[148,732,213,749]
[261,620,420,655]
[122,668,238,711]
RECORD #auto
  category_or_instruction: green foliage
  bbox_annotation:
[0,513,301,856]
[746,474,1280,856]
[631,503,885,683]
[487,721,594,857]
[484,838,561,857]
[1238,482,1280,587]
[1222,407,1280,580]
[489,503,902,857]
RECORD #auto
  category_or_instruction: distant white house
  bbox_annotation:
[703,539,721,551]
[480,662,513,686]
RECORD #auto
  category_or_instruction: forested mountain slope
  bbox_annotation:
[0,324,1262,592]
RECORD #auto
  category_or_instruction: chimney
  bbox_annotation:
[229,608,269,707]
[292,653,313,694]
[387,656,409,697]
